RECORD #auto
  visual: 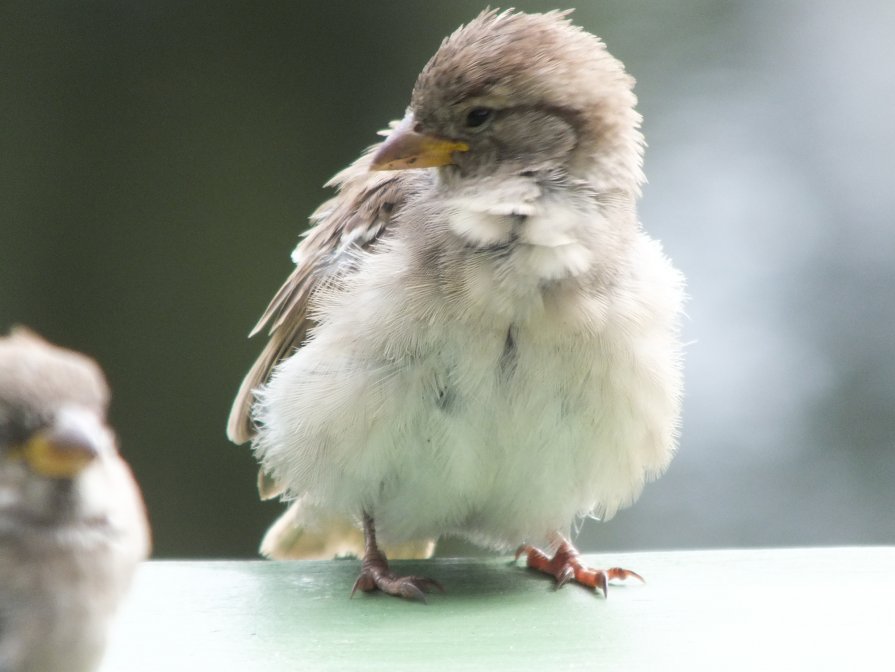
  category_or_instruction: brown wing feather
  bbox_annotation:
[227,146,423,445]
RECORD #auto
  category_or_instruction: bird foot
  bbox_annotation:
[351,549,443,602]
[351,560,443,602]
[351,512,443,602]
[515,542,644,597]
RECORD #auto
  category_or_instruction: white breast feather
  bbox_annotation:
[255,194,684,550]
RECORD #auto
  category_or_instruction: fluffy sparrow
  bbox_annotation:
[0,329,150,670]
[229,10,684,600]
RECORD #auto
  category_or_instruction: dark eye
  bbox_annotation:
[464,107,493,128]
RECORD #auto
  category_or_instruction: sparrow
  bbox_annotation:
[228,9,684,601]
[0,329,150,671]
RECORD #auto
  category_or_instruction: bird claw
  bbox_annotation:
[351,513,443,602]
[515,542,644,597]
[351,568,443,603]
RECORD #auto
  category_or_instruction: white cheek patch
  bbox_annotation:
[483,202,537,217]
[446,181,600,282]
[520,241,594,281]
[516,201,596,280]
[448,209,514,247]
[444,174,542,246]
[520,208,577,247]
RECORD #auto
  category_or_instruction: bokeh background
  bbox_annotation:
[2,0,892,558]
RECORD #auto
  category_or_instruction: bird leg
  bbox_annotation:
[351,512,443,602]
[516,535,644,597]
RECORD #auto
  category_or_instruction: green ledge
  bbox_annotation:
[100,547,893,671]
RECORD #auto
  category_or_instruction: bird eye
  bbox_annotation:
[464,107,493,129]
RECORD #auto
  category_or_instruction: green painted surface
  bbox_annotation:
[100,548,894,671]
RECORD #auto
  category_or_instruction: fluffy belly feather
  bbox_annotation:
[256,277,680,548]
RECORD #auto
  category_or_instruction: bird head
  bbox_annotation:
[371,10,644,192]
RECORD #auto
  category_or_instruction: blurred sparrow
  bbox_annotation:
[0,329,150,671]
[229,9,684,600]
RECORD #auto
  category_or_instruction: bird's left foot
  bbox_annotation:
[515,541,644,597]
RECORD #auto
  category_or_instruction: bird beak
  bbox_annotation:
[370,114,469,171]
[13,408,103,479]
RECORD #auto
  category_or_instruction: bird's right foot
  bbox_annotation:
[352,513,443,602]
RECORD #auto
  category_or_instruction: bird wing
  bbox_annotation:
[227,143,425,448]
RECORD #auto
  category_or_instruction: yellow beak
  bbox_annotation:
[11,411,101,479]
[370,114,468,171]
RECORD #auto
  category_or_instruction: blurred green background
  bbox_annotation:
[2,0,893,558]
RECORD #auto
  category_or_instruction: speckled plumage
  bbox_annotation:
[230,10,685,568]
